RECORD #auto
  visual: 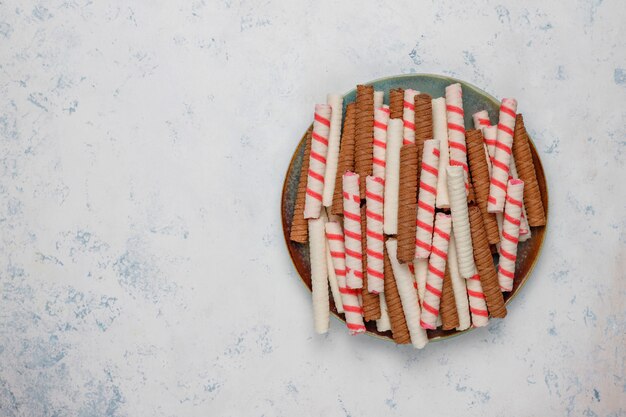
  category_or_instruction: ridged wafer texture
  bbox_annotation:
[498,179,524,292]
[361,205,381,321]
[466,129,500,245]
[512,114,546,227]
[331,103,356,215]
[487,98,517,212]
[396,144,419,262]
[389,88,405,119]
[355,85,375,197]
[468,205,507,318]
[414,93,433,145]
[440,263,460,330]
[383,244,411,344]
[289,127,312,243]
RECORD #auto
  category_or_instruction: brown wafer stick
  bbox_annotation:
[466,129,500,245]
[331,103,356,215]
[383,243,411,344]
[414,93,433,144]
[513,114,546,226]
[361,205,381,321]
[289,127,313,243]
[389,88,404,119]
[468,205,507,318]
[354,85,374,197]
[440,263,460,330]
[396,144,419,262]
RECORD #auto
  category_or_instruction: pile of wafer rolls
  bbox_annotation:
[289,83,546,348]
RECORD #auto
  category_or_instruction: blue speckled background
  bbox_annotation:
[0,1,624,416]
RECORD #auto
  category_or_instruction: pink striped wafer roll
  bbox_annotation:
[413,258,428,306]
[487,98,517,213]
[322,94,343,207]
[498,179,524,292]
[420,213,452,329]
[342,172,363,289]
[304,104,332,219]
[365,176,385,294]
[415,139,441,258]
[433,98,451,209]
[445,83,469,192]
[508,157,531,239]
[472,110,491,129]
[402,89,419,145]
[447,233,471,330]
[482,124,497,163]
[325,221,366,334]
[467,273,489,327]
[373,106,390,178]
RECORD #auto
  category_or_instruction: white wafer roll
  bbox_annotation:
[413,258,428,306]
[342,172,363,289]
[376,294,391,332]
[383,119,403,234]
[402,89,419,145]
[448,233,471,330]
[466,273,489,327]
[365,176,385,294]
[386,239,429,349]
[487,98,517,213]
[508,157,531,240]
[415,139,441,258]
[304,104,332,219]
[433,98,450,209]
[374,90,384,110]
[309,217,329,334]
[498,179,524,292]
[445,83,469,192]
[446,166,476,279]
[420,213,452,329]
[472,110,490,129]
[325,221,366,334]
[325,242,344,314]
[322,94,343,207]
[373,106,390,178]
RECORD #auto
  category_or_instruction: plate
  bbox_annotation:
[281,73,548,342]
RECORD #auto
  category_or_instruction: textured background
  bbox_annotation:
[0,0,624,416]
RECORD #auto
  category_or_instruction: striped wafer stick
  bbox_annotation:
[509,157,531,241]
[448,233,471,330]
[365,176,385,294]
[322,94,344,207]
[342,172,363,289]
[413,258,428,306]
[472,110,491,129]
[373,106,390,178]
[386,239,429,349]
[447,166,476,279]
[487,98,517,212]
[304,104,332,219]
[325,221,366,334]
[376,294,391,332]
[325,239,344,314]
[361,205,381,320]
[466,272,489,327]
[383,119,404,235]
[482,124,497,162]
[445,83,469,192]
[309,217,330,334]
[498,179,524,292]
[374,90,384,111]
[420,213,452,329]
[414,139,440,258]
[433,98,451,209]
[402,89,419,145]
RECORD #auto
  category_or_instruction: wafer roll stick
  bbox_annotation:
[304,104,332,219]
[420,213,452,329]
[448,233,472,330]
[508,157,531,240]
[468,205,507,318]
[445,83,469,192]
[376,294,392,332]
[466,129,500,245]
[309,217,330,333]
[466,273,489,327]
[373,106,390,178]
[325,221,366,334]
[397,144,419,262]
[389,88,405,119]
[386,239,429,349]
[322,94,344,207]
[290,127,313,242]
[433,98,451,209]
[487,98,517,212]
[413,258,428,306]
[355,85,375,197]
[440,263,460,330]
[365,176,385,294]
[374,90,384,111]
[414,140,440,258]
[342,172,363,289]
[326,240,344,313]
[383,119,404,234]
[414,93,433,144]
[402,89,419,145]
[498,179,524,292]
[331,103,356,215]
[383,244,411,344]
[482,125,497,162]
[447,166,476,278]
[361,205,381,320]
[472,110,491,129]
